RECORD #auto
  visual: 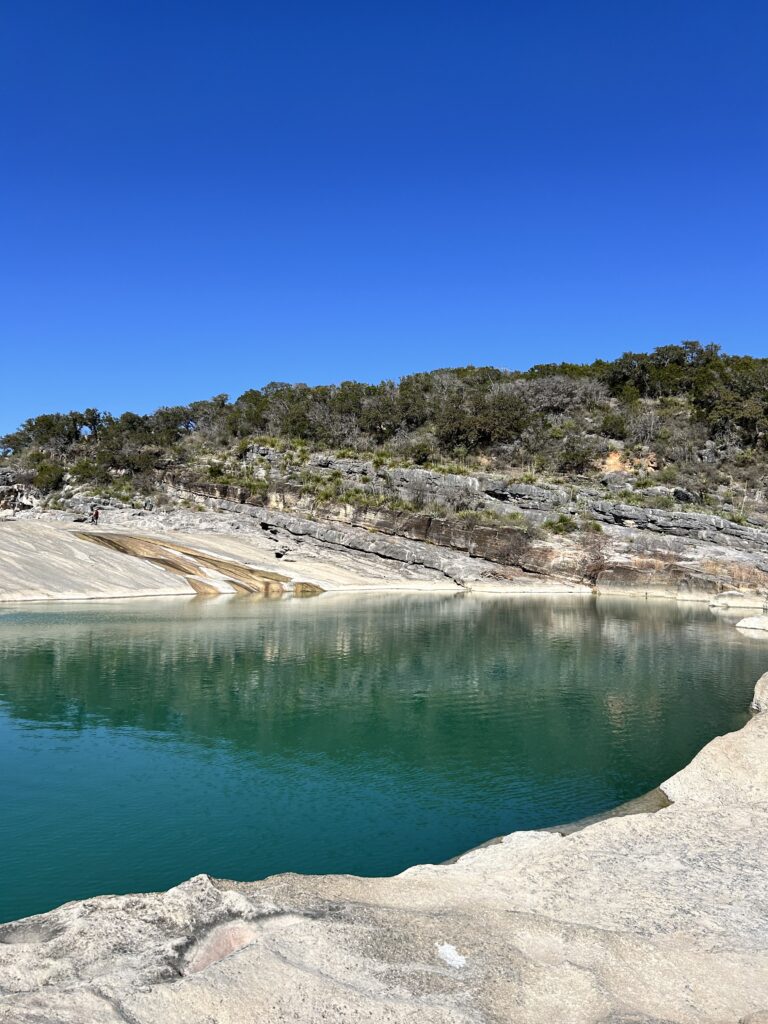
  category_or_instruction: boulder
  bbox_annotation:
[735,615,768,634]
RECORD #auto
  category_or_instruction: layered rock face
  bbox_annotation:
[590,499,768,552]
[1,514,583,604]
[8,448,768,599]
[166,477,768,600]
[0,470,40,517]
[2,678,767,1023]
[260,448,768,546]
[159,448,768,596]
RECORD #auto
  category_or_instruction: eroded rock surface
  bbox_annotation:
[0,515,587,604]
[1,689,767,1023]
[0,521,191,602]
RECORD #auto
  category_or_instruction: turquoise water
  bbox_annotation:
[0,594,764,924]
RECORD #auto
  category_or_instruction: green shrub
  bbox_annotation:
[556,437,599,474]
[601,411,628,440]
[33,461,65,492]
[657,465,678,484]
[456,507,523,527]
[618,490,674,510]
[544,513,579,535]
[580,518,603,533]
[653,494,674,509]
[432,462,473,476]
[70,458,111,484]
[408,439,434,465]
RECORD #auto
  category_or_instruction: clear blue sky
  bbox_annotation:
[2,1,767,433]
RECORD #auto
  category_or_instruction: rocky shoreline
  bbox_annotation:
[0,517,590,603]
[4,487,768,605]
[6,450,768,603]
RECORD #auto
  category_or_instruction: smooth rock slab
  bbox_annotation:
[0,521,193,602]
[737,615,768,634]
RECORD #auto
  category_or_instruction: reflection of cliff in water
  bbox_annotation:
[0,595,762,792]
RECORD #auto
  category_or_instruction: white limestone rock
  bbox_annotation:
[736,614,768,633]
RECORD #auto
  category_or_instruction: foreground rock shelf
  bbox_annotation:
[1,678,767,1023]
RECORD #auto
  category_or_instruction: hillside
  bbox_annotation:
[3,342,768,514]
[4,342,768,602]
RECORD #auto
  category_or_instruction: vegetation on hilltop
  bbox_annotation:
[3,342,768,501]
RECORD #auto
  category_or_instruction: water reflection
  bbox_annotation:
[0,594,764,923]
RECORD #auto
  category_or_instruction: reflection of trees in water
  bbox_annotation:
[0,596,761,791]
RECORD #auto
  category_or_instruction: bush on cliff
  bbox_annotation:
[32,461,65,492]
[4,342,768,500]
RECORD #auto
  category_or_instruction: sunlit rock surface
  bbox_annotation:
[0,521,190,601]
[737,615,768,634]
[0,517,588,602]
[1,684,767,1022]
